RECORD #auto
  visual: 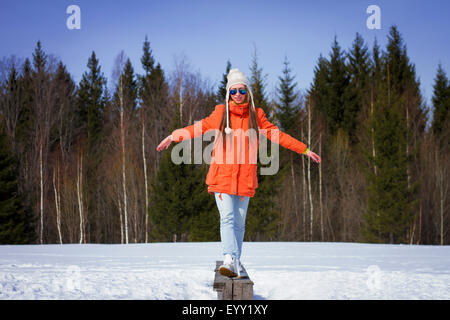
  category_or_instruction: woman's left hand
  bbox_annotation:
[306,150,321,163]
[156,135,173,152]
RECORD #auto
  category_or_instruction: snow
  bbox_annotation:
[0,242,449,300]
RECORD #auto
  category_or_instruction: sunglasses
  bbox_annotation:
[230,88,247,95]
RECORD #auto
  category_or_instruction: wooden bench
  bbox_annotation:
[213,261,254,300]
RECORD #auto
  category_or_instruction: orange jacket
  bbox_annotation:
[171,102,308,199]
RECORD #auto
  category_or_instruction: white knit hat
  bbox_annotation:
[225,68,256,134]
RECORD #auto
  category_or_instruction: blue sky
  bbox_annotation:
[1,0,449,108]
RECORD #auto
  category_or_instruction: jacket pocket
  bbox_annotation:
[206,163,219,185]
[216,164,232,180]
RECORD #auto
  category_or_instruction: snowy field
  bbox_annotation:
[0,242,449,300]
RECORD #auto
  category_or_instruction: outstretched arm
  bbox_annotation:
[156,105,223,152]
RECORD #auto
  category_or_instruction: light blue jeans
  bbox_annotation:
[214,192,250,260]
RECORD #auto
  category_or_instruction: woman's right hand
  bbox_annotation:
[305,149,321,163]
[156,135,173,152]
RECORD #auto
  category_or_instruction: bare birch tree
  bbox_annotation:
[301,124,307,241]
[141,106,149,242]
[113,51,129,244]
[53,162,63,244]
[307,97,314,241]
[76,149,85,243]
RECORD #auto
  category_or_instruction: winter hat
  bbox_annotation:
[225,68,256,134]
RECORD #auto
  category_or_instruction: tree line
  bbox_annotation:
[0,25,448,245]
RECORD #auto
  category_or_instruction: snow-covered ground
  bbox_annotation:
[0,242,449,300]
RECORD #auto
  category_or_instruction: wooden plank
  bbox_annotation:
[213,260,254,300]
[242,283,253,300]
[232,277,254,300]
[222,280,233,300]
[232,280,243,300]
[239,279,254,300]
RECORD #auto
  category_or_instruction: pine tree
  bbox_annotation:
[0,123,35,244]
[362,79,411,243]
[16,58,34,154]
[78,51,107,151]
[346,32,371,144]
[138,37,171,175]
[356,37,383,225]
[431,63,450,150]
[249,46,269,115]
[310,37,370,242]
[149,148,186,242]
[53,61,77,154]
[217,60,231,103]
[310,54,330,114]
[245,165,287,241]
[32,41,47,74]
[141,35,155,75]
[149,112,216,242]
[276,56,319,240]
[371,38,383,88]
[275,56,300,136]
[362,26,421,243]
[326,36,351,137]
[187,164,219,242]
[139,36,168,120]
[311,37,354,139]
[310,54,331,139]
[138,38,178,241]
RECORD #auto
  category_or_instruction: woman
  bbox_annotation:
[157,69,321,278]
